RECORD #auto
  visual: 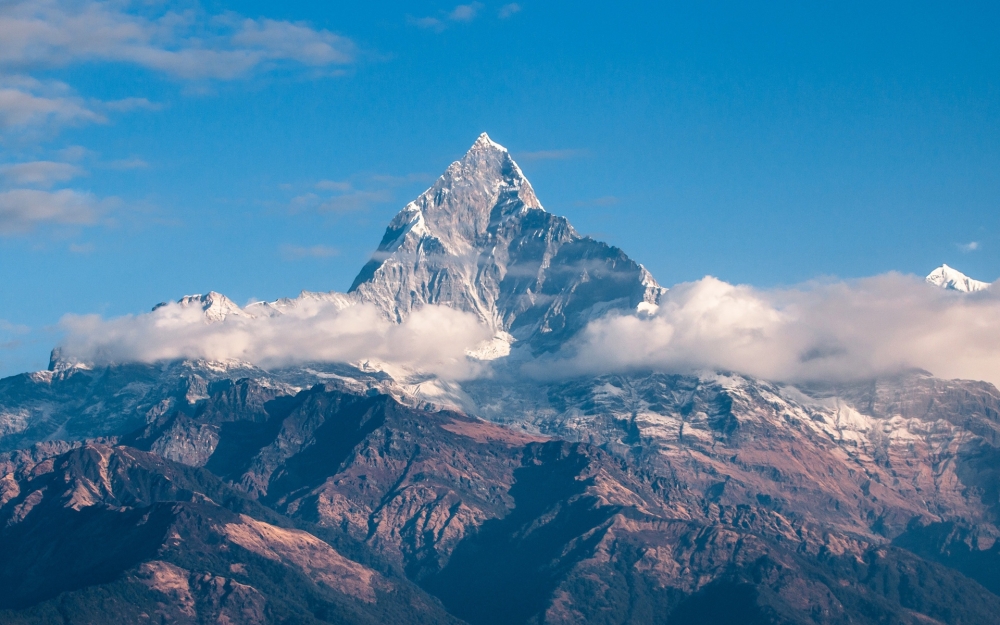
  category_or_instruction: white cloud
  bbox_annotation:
[573,195,619,207]
[280,244,339,260]
[0,160,84,185]
[0,188,104,233]
[315,179,351,191]
[959,241,980,252]
[107,157,148,170]
[58,301,491,380]
[528,274,1000,388]
[412,3,484,31]
[448,3,483,22]
[291,189,391,213]
[56,145,92,161]
[0,77,104,132]
[517,148,590,161]
[498,3,521,19]
[0,1,356,80]
[102,97,161,112]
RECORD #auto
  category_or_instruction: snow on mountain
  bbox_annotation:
[925,264,991,292]
[172,291,252,321]
[348,132,665,352]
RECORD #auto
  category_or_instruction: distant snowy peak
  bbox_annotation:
[175,292,251,322]
[926,264,991,292]
[164,290,355,323]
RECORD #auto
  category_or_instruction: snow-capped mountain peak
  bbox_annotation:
[347,133,663,349]
[925,264,990,292]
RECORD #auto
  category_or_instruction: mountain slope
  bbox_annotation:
[0,442,460,624]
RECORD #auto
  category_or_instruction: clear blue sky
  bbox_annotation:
[0,0,998,375]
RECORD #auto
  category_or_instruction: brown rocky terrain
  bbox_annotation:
[7,376,995,623]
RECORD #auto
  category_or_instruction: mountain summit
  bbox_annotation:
[349,133,664,352]
[926,263,990,292]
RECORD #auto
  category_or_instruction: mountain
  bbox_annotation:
[926,263,991,292]
[349,133,663,353]
[113,134,663,357]
[2,135,1000,623]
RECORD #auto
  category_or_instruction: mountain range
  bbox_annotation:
[2,135,1000,625]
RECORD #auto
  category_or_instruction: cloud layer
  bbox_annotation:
[531,274,1000,387]
[58,300,492,379]
[54,273,1000,388]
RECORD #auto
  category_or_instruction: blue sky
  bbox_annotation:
[0,0,998,375]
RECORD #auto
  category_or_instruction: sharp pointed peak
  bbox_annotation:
[469,132,507,153]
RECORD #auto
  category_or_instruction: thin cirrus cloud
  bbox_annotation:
[573,195,619,208]
[102,97,162,112]
[0,160,85,186]
[959,241,979,252]
[516,148,590,161]
[411,3,484,32]
[498,4,521,19]
[526,273,1000,388]
[280,244,340,260]
[107,157,148,170]
[291,189,393,214]
[0,188,107,233]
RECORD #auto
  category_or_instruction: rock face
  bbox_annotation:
[0,442,459,624]
[2,135,1000,623]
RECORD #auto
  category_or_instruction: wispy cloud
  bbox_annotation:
[517,148,590,161]
[56,145,93,161]
[498,3,522,19]
[959,241,980,252]
[573,195,619,208]
[448,3,483,22]
[0,76,104,134]
[315,179,352,191]
[107,157,148,170]
[102,97,162,112]
[319,190,392,213]
[411,3,484,32]
[68,242,94,254]
[369,172,433,186]
[0,320,30,335]
[280,244,339,260]
[0,1,356,81]
[0,188,107,233]
[0,160,85,186]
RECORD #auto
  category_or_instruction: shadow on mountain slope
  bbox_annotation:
[421,442,620,625]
